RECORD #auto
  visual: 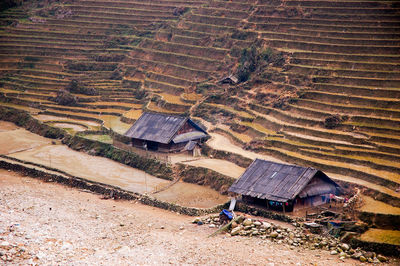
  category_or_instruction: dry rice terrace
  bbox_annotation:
[0,0,400,245]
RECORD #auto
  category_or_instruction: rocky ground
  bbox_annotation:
[0,169,378,265]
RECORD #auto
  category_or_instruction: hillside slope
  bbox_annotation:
[0,0,400,210]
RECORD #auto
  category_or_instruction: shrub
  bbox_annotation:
[173,7,189,16]
[237,46,257,82]
[51,89,78,106]
[324,114,342,129]
[66,79,98,96]
[0,0,23,12]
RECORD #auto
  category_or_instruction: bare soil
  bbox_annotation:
[183,158,245,179]
[51,123,87,132]
[208,132,285,163]
[0,122,227,208]
[0,126,50,155]
[0,170,360,265]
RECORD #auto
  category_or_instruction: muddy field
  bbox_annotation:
[0,170,361,265]
[0,122,227,208]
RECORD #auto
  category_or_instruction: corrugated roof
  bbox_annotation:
[172,131,207,144]
[124,112,207,144]
[184,140,198,151]
[228,159,338,202]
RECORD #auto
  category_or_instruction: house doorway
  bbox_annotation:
[147,141,159,151]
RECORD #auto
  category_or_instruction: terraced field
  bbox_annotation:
[1,0,400,243]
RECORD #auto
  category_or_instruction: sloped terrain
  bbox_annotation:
[0,0,400,232]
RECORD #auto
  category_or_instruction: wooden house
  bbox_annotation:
[228,159,340,212]
[124,112,208,153]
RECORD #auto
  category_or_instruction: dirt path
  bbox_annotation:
[0,170,361,265]
[208,132,285,163]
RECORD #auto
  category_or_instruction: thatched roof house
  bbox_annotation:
[229,159,340,212]
[124,112,208,153]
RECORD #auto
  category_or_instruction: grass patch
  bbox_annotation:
[82,134,113,144]
[123,109,142,120]
[158,93,190,105]
[360,196,400,215]
[360,229,400,246]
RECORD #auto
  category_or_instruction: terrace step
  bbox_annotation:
[182,21,236,35]
[288,64,400,79]
[267,39,400,55]
[262,145,400,191]
[292,99,400,120]
[67,4,175,16]
[195,7,249,19]
[139,38,228,60]
[286,28,400,40]
[128,46,221,72]
[256,22,400,34]
[70,10,175,21]
[264,136,400,176]
[144,79,185,95]
[312,75,400,88]
[292,58,400,72]
[312,83,400,98]
[3,28,106,40]
[0,35,103,45]
[300,90,400,110]
[252,16,400,28]
[147,71,193,87]
[262,33,400,49]
[292,51,400,64]
[251,106,374,146]
[125,58,211,81]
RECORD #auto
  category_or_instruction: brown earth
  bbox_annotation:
[0,121,227,208]
[0,170,363,265]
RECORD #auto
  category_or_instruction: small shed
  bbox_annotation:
[228,159,340,212]
[124,112,208,153]
[218,74,238,85]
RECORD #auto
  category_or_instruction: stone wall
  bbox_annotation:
[349,237,400,257]
[358,211,400,230]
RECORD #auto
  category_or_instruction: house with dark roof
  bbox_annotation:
[229,159,340,212]
[124,112,208,153]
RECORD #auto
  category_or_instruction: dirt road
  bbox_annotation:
[0,170,360,265]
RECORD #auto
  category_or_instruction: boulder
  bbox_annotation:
[192,218,201,223]
[330,250,338,255]
[270,232,279,238]
[377,255,387,263]
[351,252,362,259]
[231,226,242,236]
[340,243,349,251]
[254,221,262,227]
[363,251,374,259]
[359,256,367,262]
[243,219,253,226]
[244,225,253,231]
[262,222,271,229]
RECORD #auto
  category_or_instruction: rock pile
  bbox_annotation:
[193,215,389,264]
